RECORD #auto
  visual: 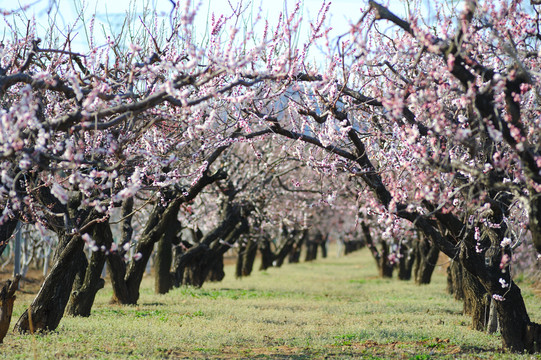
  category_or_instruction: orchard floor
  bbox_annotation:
[2,248,541,359]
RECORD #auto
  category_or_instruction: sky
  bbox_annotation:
[1,0,417,53]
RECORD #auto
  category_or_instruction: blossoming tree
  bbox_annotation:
[1,0,541,353]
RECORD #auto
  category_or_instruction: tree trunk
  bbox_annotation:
[397,243,415,281]
[320,236,328,258]
[107,251,130,304]
[304,229,322,262]
[107,198,133,304]
[14,232,85,332]
[206,254,225,282]
[529,193,541,255]
[64,248,89,315]
[487,298,499,334]
[0,216,18,258]
[0,275,20,343]
[462,270,490,331]
[154,218,181,294]
[65,221,112,317]
[175,245,209,287]
[362,222,393,278]
[343,239,364,254]
[179,215,250,287]
[258,236,275,270]
[446,260,465,301]
[274,232,295,267]
[120,195,184,304]
[413,235,439,285]
[379,241,394,278]
[494,281,541,352]
[288,229,305,264]
[171,241,192,287]
[304,240,318,262]
[236,238,258,278]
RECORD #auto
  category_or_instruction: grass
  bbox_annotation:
[2,248,541,359]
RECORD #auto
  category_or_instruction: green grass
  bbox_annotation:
[3,248,541,359]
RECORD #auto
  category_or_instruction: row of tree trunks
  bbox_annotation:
[173,201,252,287]
[258,225,298,269]
[109,168,226,303]
[0,275,20,343]
[109,195,183,304]
[343,239,364,255]
[361,222,439,283]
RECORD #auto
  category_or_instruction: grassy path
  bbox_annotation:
[3,248,541,359]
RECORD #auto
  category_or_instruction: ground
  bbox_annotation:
[1,247,541,359]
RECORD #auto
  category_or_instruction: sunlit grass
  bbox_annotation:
[3,248,541,359]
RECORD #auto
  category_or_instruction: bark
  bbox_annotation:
[206,254,225,282]
[171,241,193,287]
[362,222,393,278]
[446,260,464,301]
[462,270,490,331]
[0,217,18,258]
[320,236,328,258]
[64,249,89,314]
[397,243,415,281]
[107,251,130,304]
[530,195,541,255]
[154,218,181,294]
[487,298,500,334]
[235,238,258,278]
[494,282,541,352]
[0,275,20,343]
[343,239,364,254]
[174,244,209,287]
[65,221,112,317]
[304,240,318,262]
[258,236,275,270]
[288,228,307,264]
[122,197,182,304]
[107,198,133,304]
[304,229,323,262]
[14,232,85,332]
[412,234,439,285]
[110,168,224,304]
[176,203,251,287]
[273,226,297,267]
[367,3,541,352]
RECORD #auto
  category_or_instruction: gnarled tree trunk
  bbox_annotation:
[15,231,86,332]
[0,275,20,343]
[0,217,19,258]
[397,243,415,281]
[413,234,439,285]
[258,236,275,270]
[154,218,181,294]
[65,220,113,317]
[235,237,258,278]
[362,222,393,278]
[176,202,251,287]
